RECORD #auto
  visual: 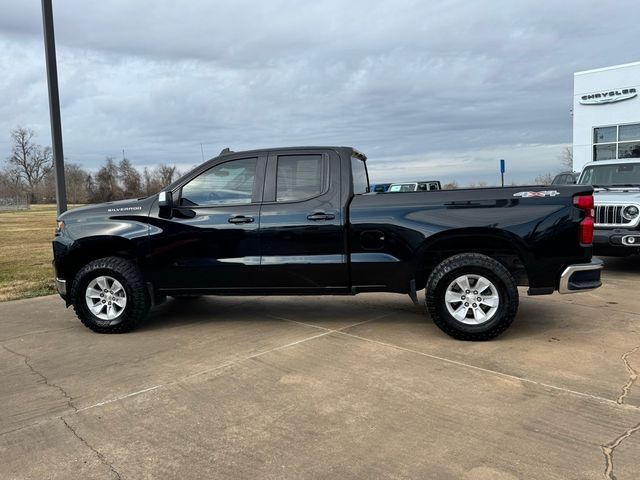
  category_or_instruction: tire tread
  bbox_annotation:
[70,256,149,333]
[426,253,519,341]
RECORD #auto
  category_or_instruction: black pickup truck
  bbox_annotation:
[53,146,602,340]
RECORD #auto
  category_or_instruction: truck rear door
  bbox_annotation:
[258,149,348,291]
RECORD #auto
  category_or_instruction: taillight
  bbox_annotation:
[574,195,594,245]
[574,195,594,212]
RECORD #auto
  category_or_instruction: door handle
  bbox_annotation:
[307,212,335,221]
[228,215,254,224]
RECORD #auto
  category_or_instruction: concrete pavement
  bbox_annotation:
[1,257,639,479]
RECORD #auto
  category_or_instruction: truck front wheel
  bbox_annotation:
[70,257,150,333]
[426,253,519,341]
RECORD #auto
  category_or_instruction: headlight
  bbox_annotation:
[55,220,65,233]
[622,206,639,221]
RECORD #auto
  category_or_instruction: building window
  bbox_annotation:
[593,123,640,161]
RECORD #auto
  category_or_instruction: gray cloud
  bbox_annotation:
[0,0,638,185]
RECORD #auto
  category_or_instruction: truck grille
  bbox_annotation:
[594,205,633,227]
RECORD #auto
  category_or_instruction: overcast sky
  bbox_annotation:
[0,0,638,185]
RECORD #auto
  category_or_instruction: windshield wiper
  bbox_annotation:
[591,184,610,190]
[611,183,640,188]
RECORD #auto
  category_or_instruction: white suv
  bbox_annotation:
[578,160,640,255]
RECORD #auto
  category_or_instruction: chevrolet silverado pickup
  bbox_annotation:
[53,146,602,340]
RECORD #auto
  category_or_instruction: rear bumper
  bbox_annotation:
[558,258,603,294]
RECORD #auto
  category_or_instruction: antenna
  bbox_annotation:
[200,143,205,162]
[219,147,233,155]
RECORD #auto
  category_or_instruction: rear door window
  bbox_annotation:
[276,154,327,202]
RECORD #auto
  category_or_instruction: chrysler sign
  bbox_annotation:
[580,88,637,105]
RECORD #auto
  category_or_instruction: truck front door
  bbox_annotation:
[148,155,266,290]
[258,150,348,291]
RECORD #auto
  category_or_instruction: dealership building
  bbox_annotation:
[573,61,640,173]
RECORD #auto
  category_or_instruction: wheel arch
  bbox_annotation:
[61,236,140,296]
[412,228,532,291]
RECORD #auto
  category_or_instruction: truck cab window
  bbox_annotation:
[180,158,257,206]
[351,157,369,194]
[276,155,326,202]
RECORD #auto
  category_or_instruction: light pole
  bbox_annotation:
[41,0,67,214]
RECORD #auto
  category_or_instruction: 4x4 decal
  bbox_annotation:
[513,190,561,198]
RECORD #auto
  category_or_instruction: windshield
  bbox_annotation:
[578,163,640,187]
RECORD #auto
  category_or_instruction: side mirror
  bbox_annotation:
[158,190,173,218]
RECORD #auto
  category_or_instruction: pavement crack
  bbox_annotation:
[333,330,640,411]
[617,345,639,405]
[2,344,77,412]
[78,330,332,413]
[601,420,640,480]
[61,418,123,480]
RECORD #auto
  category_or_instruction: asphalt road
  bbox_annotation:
[1,257,640,479]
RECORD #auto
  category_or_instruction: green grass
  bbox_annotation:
[0,204,77,302]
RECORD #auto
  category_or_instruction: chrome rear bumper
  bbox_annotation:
[558,259,603,294]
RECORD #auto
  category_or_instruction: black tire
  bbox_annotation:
[426,253,519,341]
[70,256,150,333]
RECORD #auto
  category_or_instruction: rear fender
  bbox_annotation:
[411,228,533,289]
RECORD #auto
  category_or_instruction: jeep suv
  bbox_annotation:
[578,160,640,255]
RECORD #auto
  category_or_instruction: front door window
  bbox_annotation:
[181,158,258,206]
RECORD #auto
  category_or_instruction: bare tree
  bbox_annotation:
[41,162,90,204]
[442,181,458,190]
[6,127,53,203]
[534,173,554,185]
[142,167,159,196]
[93,157,123,202]
[157,164,178,186]
[65,163,92,204]
[119,158,142,198]
[0,166,23,196]
[0,168,23,198]
[85,173,96,202]
[560,146,573,172]
[142,164,180,195]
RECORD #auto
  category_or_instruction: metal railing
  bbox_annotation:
[0,196,31,211]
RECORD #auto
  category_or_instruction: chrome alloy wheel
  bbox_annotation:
[85,275,127,321]
[444,274,499,325]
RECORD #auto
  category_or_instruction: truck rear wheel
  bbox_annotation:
[71,257,150,333]
[426,253,518,341]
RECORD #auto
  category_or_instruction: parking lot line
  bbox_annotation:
[266,311,640,412]
[77,329,333,413]
[335,329,640,412]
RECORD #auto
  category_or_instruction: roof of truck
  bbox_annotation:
[217,146,366,160]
